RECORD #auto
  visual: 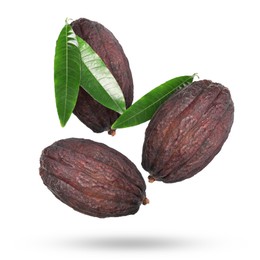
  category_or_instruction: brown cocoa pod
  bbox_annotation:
[142,80,234,183]
[71,18,134,134]
[40,138,148,218]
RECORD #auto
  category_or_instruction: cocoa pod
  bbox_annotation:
[71,18,134,134]
[142,80,234,183]
[40,138,148,218]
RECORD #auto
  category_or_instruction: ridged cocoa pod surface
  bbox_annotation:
[71,18,134,134]
[142,80,234,183]
[40,138,148,218]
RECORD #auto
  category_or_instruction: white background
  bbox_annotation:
[1,0,259,259]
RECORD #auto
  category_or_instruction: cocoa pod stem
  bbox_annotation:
[108,129,116,136]
[142,198,150,205]
[148,176,156,183]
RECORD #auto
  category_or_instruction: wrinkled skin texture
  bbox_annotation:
[40,138,147,218]
[142,80,234,183]
[71,18,134,133]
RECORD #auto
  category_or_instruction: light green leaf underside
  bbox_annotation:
[77,36,126,114]
[54,24,81,127]
[112,75,196,129]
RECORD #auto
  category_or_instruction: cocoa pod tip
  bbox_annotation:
[143,197,150,205]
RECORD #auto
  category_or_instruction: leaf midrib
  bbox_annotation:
[63,25,69,124]
[113,78,192,128]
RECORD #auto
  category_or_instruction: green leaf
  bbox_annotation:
[76,36,126,114]
[112,74,196,129]
[54,23,81,127]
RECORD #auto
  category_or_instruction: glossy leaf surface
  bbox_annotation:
[54,23,81,127]
[112,75,196,129]
[77,36,126,114]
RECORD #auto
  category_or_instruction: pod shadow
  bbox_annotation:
[56,235,211,251]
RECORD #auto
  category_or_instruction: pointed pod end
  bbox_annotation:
[148,176,156,183]
[142,197,150,205]
[108,129,116,136]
